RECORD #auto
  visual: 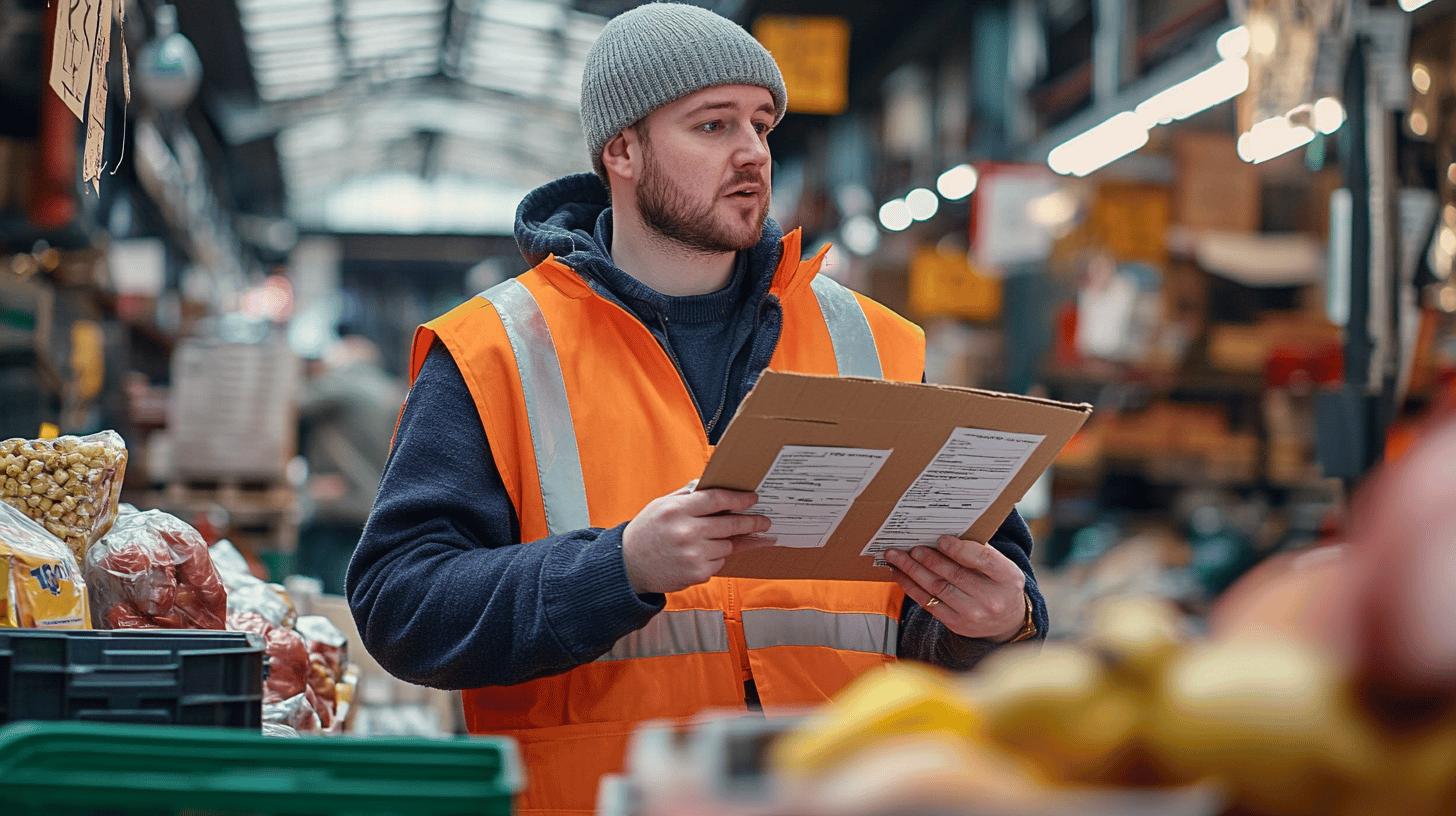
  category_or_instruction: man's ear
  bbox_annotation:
[601,130,639,185]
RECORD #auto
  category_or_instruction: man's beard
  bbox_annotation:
[636,151,768,254]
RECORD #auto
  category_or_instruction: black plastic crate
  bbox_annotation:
[0,629,264,728]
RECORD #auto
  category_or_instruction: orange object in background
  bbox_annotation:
[908,246,1002,322]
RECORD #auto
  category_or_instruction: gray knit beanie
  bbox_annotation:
[580,2,788,183]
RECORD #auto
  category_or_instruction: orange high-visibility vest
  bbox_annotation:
[408,229,924,814]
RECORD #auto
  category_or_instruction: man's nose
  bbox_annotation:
[733,127,770,168]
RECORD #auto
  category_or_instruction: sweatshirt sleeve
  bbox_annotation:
[345,341,665,690]
[895,508,1049,671]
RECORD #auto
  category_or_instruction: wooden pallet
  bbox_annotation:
[132,479,300,555]
[154,479,294,510]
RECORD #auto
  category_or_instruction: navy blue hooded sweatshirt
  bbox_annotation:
[346,174,1049,692]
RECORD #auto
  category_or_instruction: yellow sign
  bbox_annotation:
[70,320,105,402]
[909,247,1002,322]
[1088,182,1170,264]
[753,15,850,116]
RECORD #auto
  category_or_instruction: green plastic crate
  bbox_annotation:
[0,720,522,815]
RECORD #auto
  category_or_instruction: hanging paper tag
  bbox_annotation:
[82,0,116,192]
[118,0,130,105]
[49,0,102,121]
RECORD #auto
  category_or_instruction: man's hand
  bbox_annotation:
[883,535,1028,642]
[623,483,775,594]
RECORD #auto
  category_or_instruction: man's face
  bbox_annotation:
[632,85,775,253]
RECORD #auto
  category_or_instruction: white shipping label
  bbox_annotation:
[746,446,892,549]
[863,427,1045,556]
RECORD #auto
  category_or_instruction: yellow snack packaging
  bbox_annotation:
[0,500,91,629]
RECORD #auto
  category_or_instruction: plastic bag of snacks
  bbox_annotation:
[0,501,90,628]
[87,510,227,630]
[228,610,309,702]
[263,692,321,735]
[0,432,128,564]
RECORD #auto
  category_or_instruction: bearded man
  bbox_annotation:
[347,5,1046,813]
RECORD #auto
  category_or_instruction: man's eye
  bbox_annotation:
[754,122,772,135]
[699,121,723,133]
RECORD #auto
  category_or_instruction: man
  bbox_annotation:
[298,332,404,593]
[348,4,1047,812]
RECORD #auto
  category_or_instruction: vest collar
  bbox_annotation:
[529,227,833,302]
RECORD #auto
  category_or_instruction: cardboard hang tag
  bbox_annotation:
[82,0,116,193]
[112,0,131,175]
[49,0,102,122]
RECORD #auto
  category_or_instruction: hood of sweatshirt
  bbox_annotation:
[513,173,786,316]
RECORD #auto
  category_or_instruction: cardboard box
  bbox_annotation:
[1173,131,1261,233]
[699,372,1091,582]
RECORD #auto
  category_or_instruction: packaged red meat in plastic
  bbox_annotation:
[0,501,91,629]
[263,692,321,735]
[228,610,309,702]
[0,432,127,565]
[86,510,227,630]
[296,614,348,679]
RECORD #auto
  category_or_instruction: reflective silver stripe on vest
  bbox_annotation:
[479,279,591,535]
[596,609,729,662]
[809,276,883,379]
[741,609,898,656]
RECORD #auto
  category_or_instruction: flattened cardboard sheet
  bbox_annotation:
[699,371,1091,582]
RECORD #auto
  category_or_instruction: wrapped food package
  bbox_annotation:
[0,501,90,628]
[263,692,321,735]
[226,578,297,629]
[261,722,301,738]
[228,610,309,702]
[207,539,255,591]
[87,510,227,630]
[296,614,348,679]
[306,680,335,731]
[0,432,128,565]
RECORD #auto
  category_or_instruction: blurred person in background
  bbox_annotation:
[348,4,1044,811]
[298,330,404,594]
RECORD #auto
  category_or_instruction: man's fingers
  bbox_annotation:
[883,548,952,600]
[909,545,979,593]
[889,569,952,621]
[938,535,1021,582]
[700,512,771,539]
[683,488,759,516]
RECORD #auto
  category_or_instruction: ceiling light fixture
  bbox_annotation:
[878,199,912,232]
[1313,97,1346,134]
[1048,112,1150,176]
[1135,58,1249,126]
[1237,116,1316,164]
[1216,26,1250,61]
[906,188,940,221]
[935,164,979,200]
